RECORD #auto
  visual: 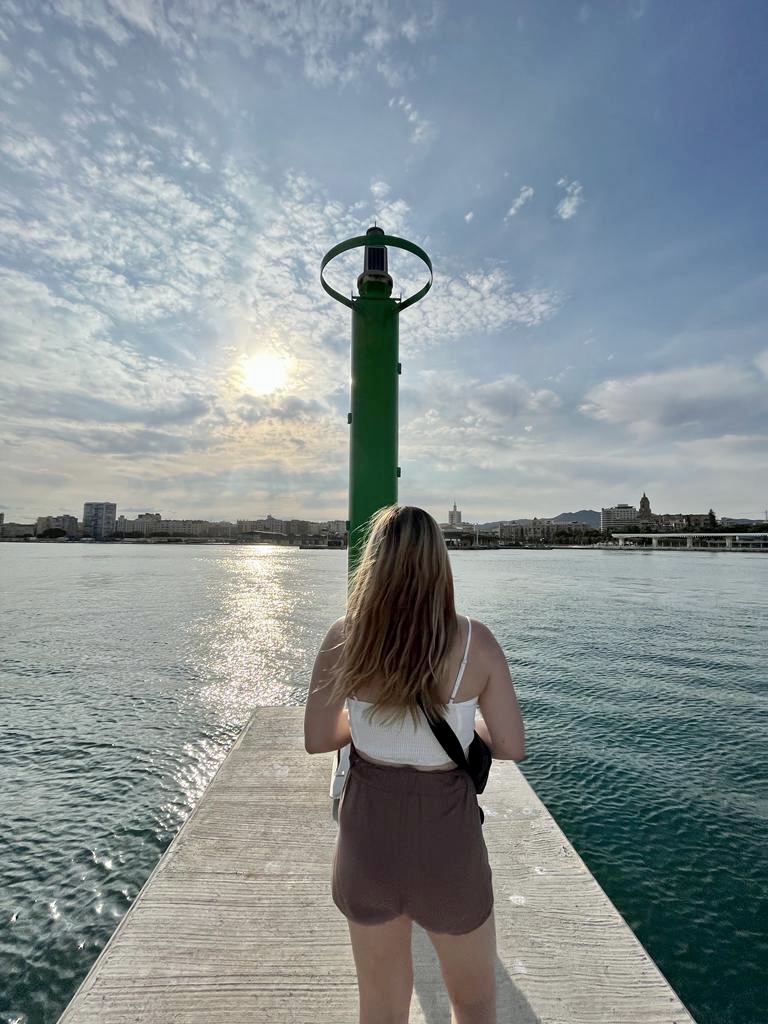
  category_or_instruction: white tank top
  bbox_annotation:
[347,616,477,767]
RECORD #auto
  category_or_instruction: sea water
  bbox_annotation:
[0,544,765,1024]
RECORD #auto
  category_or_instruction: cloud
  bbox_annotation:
[57,37,95,80]
[464,211,474,222]
[0,123,61,177]
[405,269,562,352]
[236,393,328,424]
[579,362,768,437]
[545,365,574,384]
[402,17,420,42]
[370,179,391,201]
[389,95,436,144]
[504,185,534,220]
[1,384,212,427]
[37,0,440,88]
[364,26,390,50]
[27,425,208,456]
[394,372,574,487]
[91,41,117,68]
[556,178,585,220]
[0,110,562,513]
[402,370,562,453]
[0,3,575,519]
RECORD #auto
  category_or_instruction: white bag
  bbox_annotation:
[329,743,352,822]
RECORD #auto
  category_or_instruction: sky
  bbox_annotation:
[1,0,767,525]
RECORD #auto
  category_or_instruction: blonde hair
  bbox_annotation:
[327,504,460,728]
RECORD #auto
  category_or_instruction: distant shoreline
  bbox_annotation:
[1,539,765,553]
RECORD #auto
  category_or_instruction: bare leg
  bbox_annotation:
[425,908,497,1024]
[347,914,414,1024]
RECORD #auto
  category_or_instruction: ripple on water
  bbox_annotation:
[0,545,766,1024]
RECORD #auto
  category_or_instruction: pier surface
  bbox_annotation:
[58,708,695,1023]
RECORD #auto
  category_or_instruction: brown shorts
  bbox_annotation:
[332,740,494,935]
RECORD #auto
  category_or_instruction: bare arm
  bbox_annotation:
[304,618,352,754]
[475,623,525,761]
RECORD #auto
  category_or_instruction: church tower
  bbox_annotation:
[448,501,462,526]
[639,492,652,520]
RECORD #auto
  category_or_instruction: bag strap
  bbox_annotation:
[416,696,472,776]
[449,616,472,702]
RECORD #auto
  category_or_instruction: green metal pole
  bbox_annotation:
[349,250,399,575]
[320,227,432,583]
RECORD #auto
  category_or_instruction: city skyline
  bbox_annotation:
[5,490,764,533]
[2,3,767,521]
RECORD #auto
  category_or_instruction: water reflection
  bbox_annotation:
[190,547,346,725]
[156,548,347,848]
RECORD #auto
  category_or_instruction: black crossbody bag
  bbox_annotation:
[416,697,493,824]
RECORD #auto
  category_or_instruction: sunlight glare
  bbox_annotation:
[241,353,291,395]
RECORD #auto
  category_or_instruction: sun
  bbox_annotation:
[240,353,291,395]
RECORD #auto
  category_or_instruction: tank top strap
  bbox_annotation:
[449,615,472,702]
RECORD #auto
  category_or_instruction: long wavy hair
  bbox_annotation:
[327,504,460,728]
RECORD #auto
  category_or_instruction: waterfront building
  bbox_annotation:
[159,520,210,537]
[82,502,117,540]
[237,516,287,534]
[638,493,653,529]
[236,520,291,544]
[653,512,713,531]
[237,519,267,534]
[448,501,462,526]
[137,512,162,528]
[287,519,312,540]
[498,523,525,542]
[35,514,79,537]
[439,522,499,548]
[497,520,592,543]
[634,493,717,532]
[114,515,236,539]
[601,504,638,533]
[523,519,558,543]
[682,513,713,529]
[205,521,236,538]
[116,513,161,536]
[0,522,35,538]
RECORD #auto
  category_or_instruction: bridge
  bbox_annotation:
[613,532,768,551]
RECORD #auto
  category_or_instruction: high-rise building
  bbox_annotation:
[600,504,638,533]
[448,501,462,526]
[83,502,117,540]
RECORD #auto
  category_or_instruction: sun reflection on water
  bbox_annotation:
[158,547,346,834]
[152,547,346,860]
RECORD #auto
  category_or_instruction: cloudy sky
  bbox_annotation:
[1,0,766,524]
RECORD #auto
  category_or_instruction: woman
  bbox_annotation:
[304,504,525,1024]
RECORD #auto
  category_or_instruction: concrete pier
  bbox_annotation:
[58,708,696,1023]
